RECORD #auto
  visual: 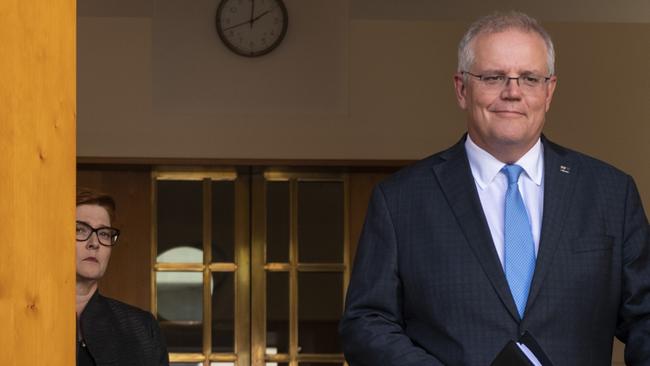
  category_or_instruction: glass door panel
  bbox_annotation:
[252,172,348,366]
[154,170,249,366]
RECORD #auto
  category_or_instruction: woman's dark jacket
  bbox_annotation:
[78,290,169,366]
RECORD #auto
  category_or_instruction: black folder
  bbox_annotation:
[491,332,553,366]
[491,340,535,366]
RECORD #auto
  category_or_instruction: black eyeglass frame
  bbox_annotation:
[461,71,552,88]
[76,220,121,247]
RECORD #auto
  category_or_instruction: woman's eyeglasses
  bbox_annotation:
[76,221,120,246]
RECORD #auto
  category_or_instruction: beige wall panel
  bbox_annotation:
[351,0,650,23]
[77,17,153,157]
[77,17,648,208]
[349,20,468,157]
[544,22,650,208]
[0,0,76,364]
[77,0,352,159]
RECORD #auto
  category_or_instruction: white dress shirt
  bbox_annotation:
[464,135,545,366]
[465,135,544,267]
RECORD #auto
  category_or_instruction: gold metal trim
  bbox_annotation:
[203,178,213,366]
[265,353,291,362]
[235,171,252,366]
[154,263,238,272]
[208,353,239,361]
[154,170,237,181]
[264,171,346,181]
[289,178,298,366]
[264,263,291,271]
[154,263,204,271]
[265,263,345,272]
[169,353,205,362]
[251,173,266,366]
[209,263,239,272]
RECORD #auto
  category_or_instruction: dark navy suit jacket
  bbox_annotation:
[340,136,650,365]
[79,291,169,366]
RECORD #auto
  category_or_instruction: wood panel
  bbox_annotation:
[0,0,76,364]
[77,169,153,311]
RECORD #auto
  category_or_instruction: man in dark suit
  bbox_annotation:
[339,11,650,366]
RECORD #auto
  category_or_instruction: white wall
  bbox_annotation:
[77,2,650,205]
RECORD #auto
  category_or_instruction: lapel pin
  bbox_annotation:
[560,165,571,174]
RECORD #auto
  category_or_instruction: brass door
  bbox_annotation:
[152,169,250,365]
[80,165,392,366]
[251,171,350,366]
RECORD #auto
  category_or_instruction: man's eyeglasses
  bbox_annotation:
[462,71,551,91]
[76,221,120,246]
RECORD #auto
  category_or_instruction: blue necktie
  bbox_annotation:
[503,164,536,318]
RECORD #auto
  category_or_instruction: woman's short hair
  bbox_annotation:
[77,187,116,222]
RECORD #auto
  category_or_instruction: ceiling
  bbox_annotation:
[350,0,650,23]
[78,0,650,23]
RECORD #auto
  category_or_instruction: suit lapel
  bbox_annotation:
[81,291,120,364]
[525,138,579,311]
[432,138,521,321]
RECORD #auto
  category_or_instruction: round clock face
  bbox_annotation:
[216,0,288,57]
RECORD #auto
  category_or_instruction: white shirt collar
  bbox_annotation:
[465,134,544,190]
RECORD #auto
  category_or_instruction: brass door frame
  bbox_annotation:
[151,168,250,366]
[151,168,349,366]
[252,170,349,366]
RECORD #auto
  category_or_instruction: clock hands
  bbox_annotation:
[216,0,286,57]
[223,8,272,31]
[251,9,271,23]
[249,0,254,29]
[223,18,251,31]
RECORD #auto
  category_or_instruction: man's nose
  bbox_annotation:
[501,77,523,99]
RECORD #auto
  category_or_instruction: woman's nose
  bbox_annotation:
[85,232,100,249]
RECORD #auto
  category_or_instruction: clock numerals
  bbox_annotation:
[216,0,288,57]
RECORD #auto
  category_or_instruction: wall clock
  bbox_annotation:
[215,0,288,57]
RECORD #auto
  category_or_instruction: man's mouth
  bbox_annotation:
[83,257,99,263]
[493,109,526,116]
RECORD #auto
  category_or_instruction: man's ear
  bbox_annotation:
[454,73,468,110]
[544,75,558,112]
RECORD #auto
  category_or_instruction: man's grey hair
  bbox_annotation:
[457,11,556,76]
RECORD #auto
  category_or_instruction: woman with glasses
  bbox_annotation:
[76,188,169,366]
